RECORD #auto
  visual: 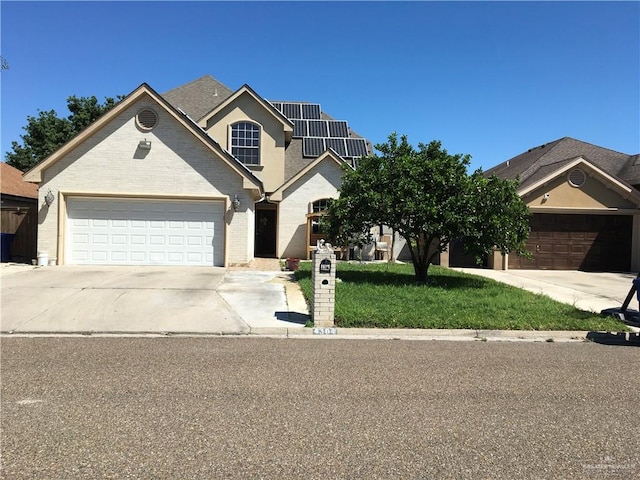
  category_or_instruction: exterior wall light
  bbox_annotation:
[44,189,55,207]
[138,139,152,150]
[232,194,241,211]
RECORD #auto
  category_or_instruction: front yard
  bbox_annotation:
[294,262,628,331]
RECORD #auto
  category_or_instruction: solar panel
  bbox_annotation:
[293,119,308,138]
[303,137,325,157]
[302,104,321,120]
[282,103,302,119]
[328,121,349,138]
[346,138,367,157]
[270,102,282,112]
[325,138,347,157]
[308,120,329,137]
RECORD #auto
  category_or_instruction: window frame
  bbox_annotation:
[230,121,261,166]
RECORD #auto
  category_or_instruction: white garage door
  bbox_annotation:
[66,197,224,266]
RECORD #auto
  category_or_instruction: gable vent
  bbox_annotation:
[136,109,158,130]
[568,168,586,187]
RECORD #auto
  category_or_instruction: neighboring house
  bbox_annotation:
[1,162,38,263]
[476,137,640,272]
[23,75,370,266]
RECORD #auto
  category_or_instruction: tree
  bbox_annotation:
[0,55,8,70]
[325,133,530,284]
[5,95,123,172]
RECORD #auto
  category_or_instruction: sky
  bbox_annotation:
[1,1,638,173]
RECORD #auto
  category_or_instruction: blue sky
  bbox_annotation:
[1,1,638,173]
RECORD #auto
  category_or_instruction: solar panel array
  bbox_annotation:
[303,137,368,158]
[270,101,368,160]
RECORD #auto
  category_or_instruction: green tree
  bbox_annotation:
[325,133,530,284]
[5,95,123,172]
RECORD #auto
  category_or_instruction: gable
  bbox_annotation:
[204,90,289,150]
[23,84,263,195]
[520,159,640,210]
[270,150,348,202]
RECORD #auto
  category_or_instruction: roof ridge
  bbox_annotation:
[515,137,566,180]
[163,74,231,95]
[562,136,634,157]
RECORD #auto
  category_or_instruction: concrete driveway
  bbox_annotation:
[455,268,639,313]
[0,265,307,334]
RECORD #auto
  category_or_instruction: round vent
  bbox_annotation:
[136,109,158,130]
[568,168,586,187]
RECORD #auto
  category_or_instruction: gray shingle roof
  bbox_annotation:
[485,137,640,190]
[162,75,233,121]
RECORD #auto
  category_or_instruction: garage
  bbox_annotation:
[66,197,225,266]
[509,213,632,271]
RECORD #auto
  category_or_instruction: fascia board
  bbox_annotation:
[199,85,294,137]
[270,150,350,201]
[518,156,640,205]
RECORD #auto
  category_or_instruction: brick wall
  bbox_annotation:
[277,159,343,259]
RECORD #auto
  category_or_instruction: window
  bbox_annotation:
[312,198,331,213]
[231,122,260,165]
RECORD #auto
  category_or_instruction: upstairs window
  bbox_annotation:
[312,198,331,213]
[231,122,260,165]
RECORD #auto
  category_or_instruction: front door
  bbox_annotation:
[255,206,277,257]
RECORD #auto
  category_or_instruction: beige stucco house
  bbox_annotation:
[480,137,640,272]
[24,75,369,266]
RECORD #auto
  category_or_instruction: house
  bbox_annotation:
[481,137,640,272]
[23,75,370,266]
[1,162,38,263]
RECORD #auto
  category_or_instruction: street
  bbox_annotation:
[1,337,639,479]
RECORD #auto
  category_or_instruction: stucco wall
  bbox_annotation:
[277,159,343,259]
[37,95,254,265]
[523,172,637,209]
[204,92,286,193]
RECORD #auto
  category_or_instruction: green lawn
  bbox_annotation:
[294,262,628,331]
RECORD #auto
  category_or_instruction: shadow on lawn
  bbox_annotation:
[295,268,488,289]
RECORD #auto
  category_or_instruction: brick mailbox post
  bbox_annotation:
[311,247,336,327]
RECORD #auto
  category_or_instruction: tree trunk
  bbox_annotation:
[412,232,431,284]
[412,260,429,285]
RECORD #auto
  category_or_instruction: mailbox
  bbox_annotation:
[311,251,336,327]
[319,258,331,274]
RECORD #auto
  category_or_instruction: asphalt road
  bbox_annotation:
[2,338,639,479]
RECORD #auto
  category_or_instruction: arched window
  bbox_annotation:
[231,122,260,165]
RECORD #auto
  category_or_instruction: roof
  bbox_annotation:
[1,162,38,199]
[486,137,640,190]
[162,75,371,182]
[162,75,233,121]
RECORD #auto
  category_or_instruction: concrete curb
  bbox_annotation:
[247,327,633,343]
[3,329,639,344]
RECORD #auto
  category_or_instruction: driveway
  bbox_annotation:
[0,265,307,334]
[455,268,639,314]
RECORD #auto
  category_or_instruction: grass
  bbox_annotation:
[294,262,628,331]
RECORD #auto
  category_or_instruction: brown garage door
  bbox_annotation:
[509,213,632,271]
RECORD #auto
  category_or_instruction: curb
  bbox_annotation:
[2,329,638,344]
[247,327,626,343]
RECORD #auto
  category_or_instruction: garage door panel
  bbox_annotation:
[510,214,632,271]
[67,198,224,266]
